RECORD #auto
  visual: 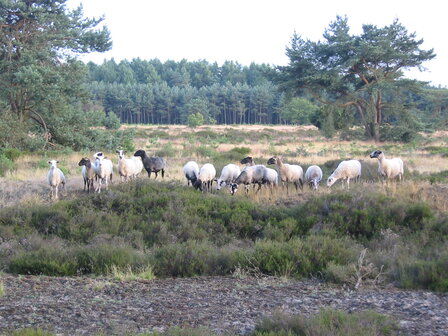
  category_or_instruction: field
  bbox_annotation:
[1,125,448,335]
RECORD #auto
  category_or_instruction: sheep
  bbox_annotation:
[305,165,323,191]
[230,164,267,195]
[370,150,404,182]
[131,156,144,177]
[267,156,303,193]
[133,149,166,179]
[327,159,361,189]
[183,161,200,186]
[116,149,139,182]
[93,152,113,183]
[47,160,66,200]
[216,164,241,190]
[263,167,279,190]
[93,155,114,193]
[78,157,95,192]
[193,163,216,192]
[240,156,255,167]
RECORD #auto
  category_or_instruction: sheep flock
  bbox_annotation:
[46,149,404,200]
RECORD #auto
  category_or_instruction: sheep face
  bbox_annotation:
[240,157,254,165]
[327,176,336,187]
[370,150,382,159]
[78,158,90,167]
[48,160,59,168]
[133,149,146,158]
[309,179,319,190]
[116,149,126,159]
[267,157,278,165]
[229,183,238,195]
[216,179,226,190]
[193,179,204,191]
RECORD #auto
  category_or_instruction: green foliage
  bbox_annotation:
[9,329,54,336]
[254,309,399,336]
[187,112,205,127]
[103,111,121,130]
[280,97,319,124]
[380,125,420,143]
[0,154,15,176]
[280,16,435,141]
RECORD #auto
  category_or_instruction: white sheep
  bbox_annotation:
[193,163,216,192]
[131,156,144,178]
[267,156,303,193]
[183,161,199,187]
[78,157,95,192]
[305,165,323,191]
[264,167,279,190]
[116,149,138,182]
[93,155,114,193]
[230,164,267,195]
[217,164,241,190]
[327,159,361,189]
[47,160,66,200]
[370,150,404,182]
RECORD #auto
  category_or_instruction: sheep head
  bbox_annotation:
[370,150,382,159]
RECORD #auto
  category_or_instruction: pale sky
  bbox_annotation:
[67,0,447,87]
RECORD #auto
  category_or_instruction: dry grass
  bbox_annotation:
[1,125,448,207]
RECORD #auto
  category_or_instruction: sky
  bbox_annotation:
[67,0,447,87]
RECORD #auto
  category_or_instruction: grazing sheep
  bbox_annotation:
[230,164,267,195]
[47,160,66,200]
[305,165,323,191]
[93,155,114,193]
[116,149,139,182]
[217,164,241,190]
[267,156,303,193]
[78,157,95,192]
[263,167,279,190]
[193,163,216,192]
[327,159,361,189]
[133,149,166,179]
[370,150,404,182]
[183,161,200,186]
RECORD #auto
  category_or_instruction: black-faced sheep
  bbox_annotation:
[183,161,199,186]
[230,164,267,195]
[369,150,404,182]
[134,149,166,179]
[327,159,361,189]
[78,157,95,192]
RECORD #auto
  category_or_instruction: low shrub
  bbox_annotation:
[254,309,399,336]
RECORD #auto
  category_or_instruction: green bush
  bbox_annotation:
[104,111,121,130]
[0,154,15,176]
[380,125,420,143]
[254,309,398,336]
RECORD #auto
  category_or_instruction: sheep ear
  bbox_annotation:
[56,161,59,163]
[48,161,51,164]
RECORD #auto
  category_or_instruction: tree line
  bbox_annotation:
[86,59,284,125]
[1,0,448,152]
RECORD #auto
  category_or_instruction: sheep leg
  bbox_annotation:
[162,169,165,178]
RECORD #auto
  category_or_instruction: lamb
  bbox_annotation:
[327,159,361,189]
[133,149,166,179]
[47,160,66,200]
[230,164,267,195]
[370,150,404,182]
[78,157,95,192]
[305,165,323,191]
[193,163,216,192]
[183,161,199,186]
[93,154,114,193]
[267,156,303,193]
[216,164,241,190]
[116,149,138,182]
